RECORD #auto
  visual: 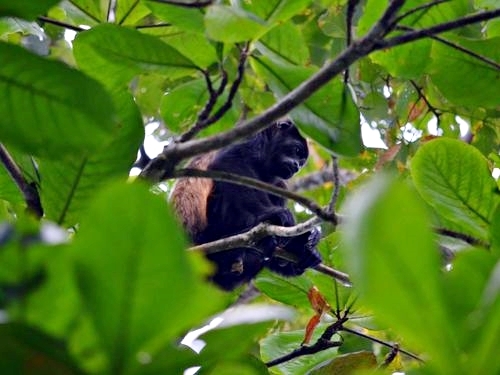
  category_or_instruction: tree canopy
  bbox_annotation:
[0,0,499,374]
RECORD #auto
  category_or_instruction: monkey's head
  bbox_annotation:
[262,120,309,180]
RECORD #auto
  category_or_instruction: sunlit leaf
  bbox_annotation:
[429,37,500,109]
[411,138,499,241]
[205,5,267,43]
[73,23,198,89]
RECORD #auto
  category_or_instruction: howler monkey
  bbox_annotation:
[171,119,321,290]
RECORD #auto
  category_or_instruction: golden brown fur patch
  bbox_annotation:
[170,151,216,240]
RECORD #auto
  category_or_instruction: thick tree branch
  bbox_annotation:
[187,217,351,285]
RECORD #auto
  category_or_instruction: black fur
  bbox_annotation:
[173,120,321,290]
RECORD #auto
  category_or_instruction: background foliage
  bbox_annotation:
[0,0,499,374]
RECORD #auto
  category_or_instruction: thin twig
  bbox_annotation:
[0,144,43,218]
[37,16,85,32]
[341,326,423,362]
[409,80,441,123]
[436,228,488,247]
[376,9,500,50]
[146,0,213,8]
[170,168,338,223]
[327,157,341,214]
[179,43,249,143]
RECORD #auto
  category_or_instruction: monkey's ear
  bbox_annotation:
[275,118,294,130]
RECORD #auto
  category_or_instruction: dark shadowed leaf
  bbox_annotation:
[0,323,83,375]
[39,90,143,226]
[0,0,60,19]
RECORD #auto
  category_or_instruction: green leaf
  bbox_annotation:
[411,138,499,242]
[429,37,500,109]
[205,5,267,43]
[144,1,205,33]
[257,22,310,66]
[0,0,60,19]
[0,42,115,159]
[309,351,377,375]
[161,78,209,133]
[341,175,456,372]
[251,56,362,156]
[442,250,497,344]
[73,24,198,89]
[0,323,83,375]
[469,261,500,373]
[72,182,224,373]
[370,39,432,79]
[491,205,500,257]
[39,90,143,226]
[66,0,106,22]
[156,27,218,69]
[160,78,239,134]
[115,0,151,25]
[240,0,312,24]
[261,328,340,374]
[254,269,312,308]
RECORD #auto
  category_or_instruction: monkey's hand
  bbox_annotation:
[265,228,321,276]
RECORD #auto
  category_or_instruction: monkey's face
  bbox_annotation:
[267,122,309,179]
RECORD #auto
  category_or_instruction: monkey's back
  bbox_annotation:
[170,151,217,243]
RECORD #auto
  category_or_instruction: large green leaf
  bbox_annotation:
[429,37,500,109]
[341,175,456,373]
[370,39,432,79]
[240,0,312,24]
[71,182,224,373]
[251,56,361,156]
[0,0,60,19]
[39,90,143,226]
[144,1,205,34]
[0,42,115,159]
[256,22,310,66]
[205,5,268,43]
[411,138,499,241]
[73,23,198,89]
[469,260,500,374]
